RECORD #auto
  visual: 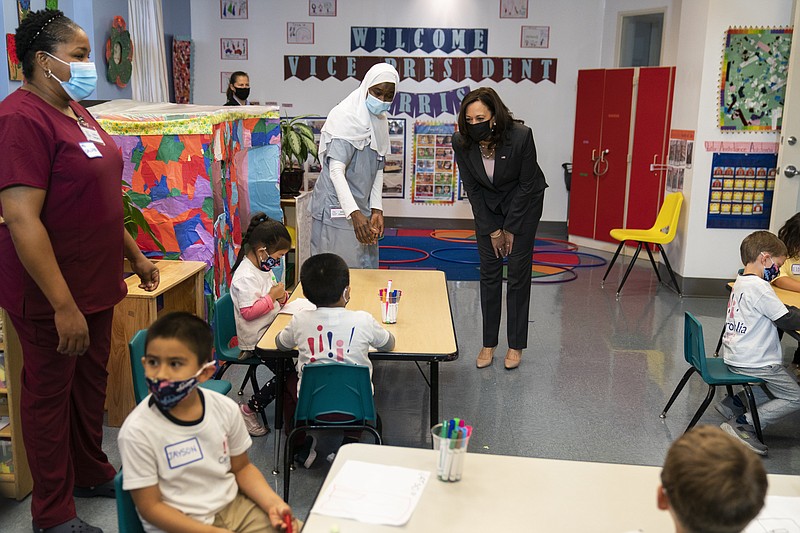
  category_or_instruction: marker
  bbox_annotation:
[284,513,293,533]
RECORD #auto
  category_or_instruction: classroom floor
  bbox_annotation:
[2,232,800,532]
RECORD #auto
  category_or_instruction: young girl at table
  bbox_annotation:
[230,212,292,436]
[775,213,800,372]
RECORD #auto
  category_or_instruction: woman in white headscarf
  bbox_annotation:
[309,63,400,269]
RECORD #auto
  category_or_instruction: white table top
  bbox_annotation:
[301,444,800,532]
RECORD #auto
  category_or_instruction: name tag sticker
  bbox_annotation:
[330,208,346,219]
[80,125,104,144]
[792,264,800,275]
[165,437,204,469]
[79,142,102,158]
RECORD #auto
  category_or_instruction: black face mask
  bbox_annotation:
[467,120,492,142]
[234,87,250,101]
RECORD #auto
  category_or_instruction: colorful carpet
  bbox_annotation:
[378,229,606,283]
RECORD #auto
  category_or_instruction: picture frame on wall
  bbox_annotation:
[220,0,247,19]
[521,26,549,48]
[220,38,248,60]
[221,71,233,93]
[500,0,528,19]
[287,22,315,44]
[309,0,336,16]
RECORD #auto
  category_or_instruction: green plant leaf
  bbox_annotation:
[285,130,302,166]
[295,122,315,142]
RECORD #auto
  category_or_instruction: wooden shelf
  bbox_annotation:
[0,388,6,395]
[0,426,9,438]
[0,472,14,482]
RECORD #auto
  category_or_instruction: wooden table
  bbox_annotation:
[256,269,458,472]
[302,443,800,532]
[106,260,206,426]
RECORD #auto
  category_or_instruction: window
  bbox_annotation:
[618,12,664,67]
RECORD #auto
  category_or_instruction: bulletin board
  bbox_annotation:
[412,122,457,204]
[706,152,776,229]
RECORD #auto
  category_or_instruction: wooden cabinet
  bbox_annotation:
[568,67,676,244]
[0,310,33,500]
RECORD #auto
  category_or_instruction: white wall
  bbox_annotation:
[600,0,681,67]
[669,0,793,279]
[190,0,605,222]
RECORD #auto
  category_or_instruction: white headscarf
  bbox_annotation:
[318,63,400,159]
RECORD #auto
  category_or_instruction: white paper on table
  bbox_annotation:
[278,298,316,315]
[744,495,800,532]
[310,460,430,526]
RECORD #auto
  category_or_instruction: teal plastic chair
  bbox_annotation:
[114,471,144,533]
[129,329,233,404]
[660,312,764,443]
[213,293,267,395]
[283,363,382,501]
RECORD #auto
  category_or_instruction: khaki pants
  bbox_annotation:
[213,493,303,533]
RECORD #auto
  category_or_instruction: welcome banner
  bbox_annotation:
[391,86,471,117]
[285,55,557,83]
[350,27,488,53]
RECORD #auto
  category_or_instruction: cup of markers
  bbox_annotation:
[378,286,402,324]
[431,419,472,482]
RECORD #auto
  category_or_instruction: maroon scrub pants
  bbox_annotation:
[8,308,116,528]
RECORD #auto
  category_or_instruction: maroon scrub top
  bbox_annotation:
[0,89,126,319]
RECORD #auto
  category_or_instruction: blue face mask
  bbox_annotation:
[45,52,97,101]
[764,261,780,282]
[366,93,392,116]
[260,256,279,272]
[146,362,214,410]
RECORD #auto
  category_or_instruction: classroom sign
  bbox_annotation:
[707,152,776,229]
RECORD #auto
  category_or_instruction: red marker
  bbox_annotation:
[283,513,293,533]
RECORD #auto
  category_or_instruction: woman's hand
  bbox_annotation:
[131,256,160,292]
[54,304,90,356]
[490,230,506,258]
[351,210,380,244]
[370,209,385,238]
[503,230,515,256]
[269,282,286,302]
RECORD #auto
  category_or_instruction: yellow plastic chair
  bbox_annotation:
[601,192,683,297]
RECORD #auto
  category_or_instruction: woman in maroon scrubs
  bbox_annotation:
[0,10,159,533]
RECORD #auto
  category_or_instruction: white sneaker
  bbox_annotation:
[240,404,268,436]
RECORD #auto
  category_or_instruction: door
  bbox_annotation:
[770,3,800,232]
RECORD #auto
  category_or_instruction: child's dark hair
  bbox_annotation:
[15,9,81,80]
[231,212,292,273]
[301,253,349,307]
[740,230,787,265]
[778,212,800,259]
[145,312,213,365]
[226,71,248,102]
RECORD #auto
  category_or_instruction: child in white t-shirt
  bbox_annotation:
[230,213,292,436]
[717,231,800,456]
[118,312,300,533]
[275,253,394,466]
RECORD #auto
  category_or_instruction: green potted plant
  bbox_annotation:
[280,115,319,197]
[122,182,166,254]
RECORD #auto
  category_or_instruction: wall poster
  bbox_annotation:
[384,118,406,198]
[707,152,777,229]
[719,27,792,131]
[666,129,694,193]
[412,122,457,204]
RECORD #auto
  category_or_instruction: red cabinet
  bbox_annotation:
[568,67,675,243]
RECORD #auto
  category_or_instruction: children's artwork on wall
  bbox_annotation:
[309,0,335,16]
[6,34,23,81]
[220,0,247,19]
[221,38,247,60]
[220,71,233,93]
[707,152,777,229]
[719,27,793,132]
[666,129,694,193]
[287,22,314,45]
[172,37,193,104]
[500,0,528,19]
[412,122,457,205]
[106,16,133,88]
[521,26,549,48]
[384,118,406,198]
[16,0,29,23]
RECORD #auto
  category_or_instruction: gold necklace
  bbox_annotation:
[479,143,495,159]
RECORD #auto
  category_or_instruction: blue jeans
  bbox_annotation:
[729,364,800,429]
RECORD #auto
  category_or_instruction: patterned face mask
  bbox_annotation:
[146,362,215,409]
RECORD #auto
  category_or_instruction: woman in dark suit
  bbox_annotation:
[224,71,250,106]
[452,88,547,370]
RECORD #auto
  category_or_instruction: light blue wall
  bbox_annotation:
[91,0,132,99]
[162,0,191,102]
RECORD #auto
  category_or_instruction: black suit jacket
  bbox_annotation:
[453,122,547,236]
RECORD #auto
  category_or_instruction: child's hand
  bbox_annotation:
[269,282,286,302]
[267,504,295,530]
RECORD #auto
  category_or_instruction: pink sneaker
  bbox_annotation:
[240,404,268,436]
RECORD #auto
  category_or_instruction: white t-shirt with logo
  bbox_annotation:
[275,307,392,391]
[118,390,252,532]
[722,274,788,368]
[230,258,282,351]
